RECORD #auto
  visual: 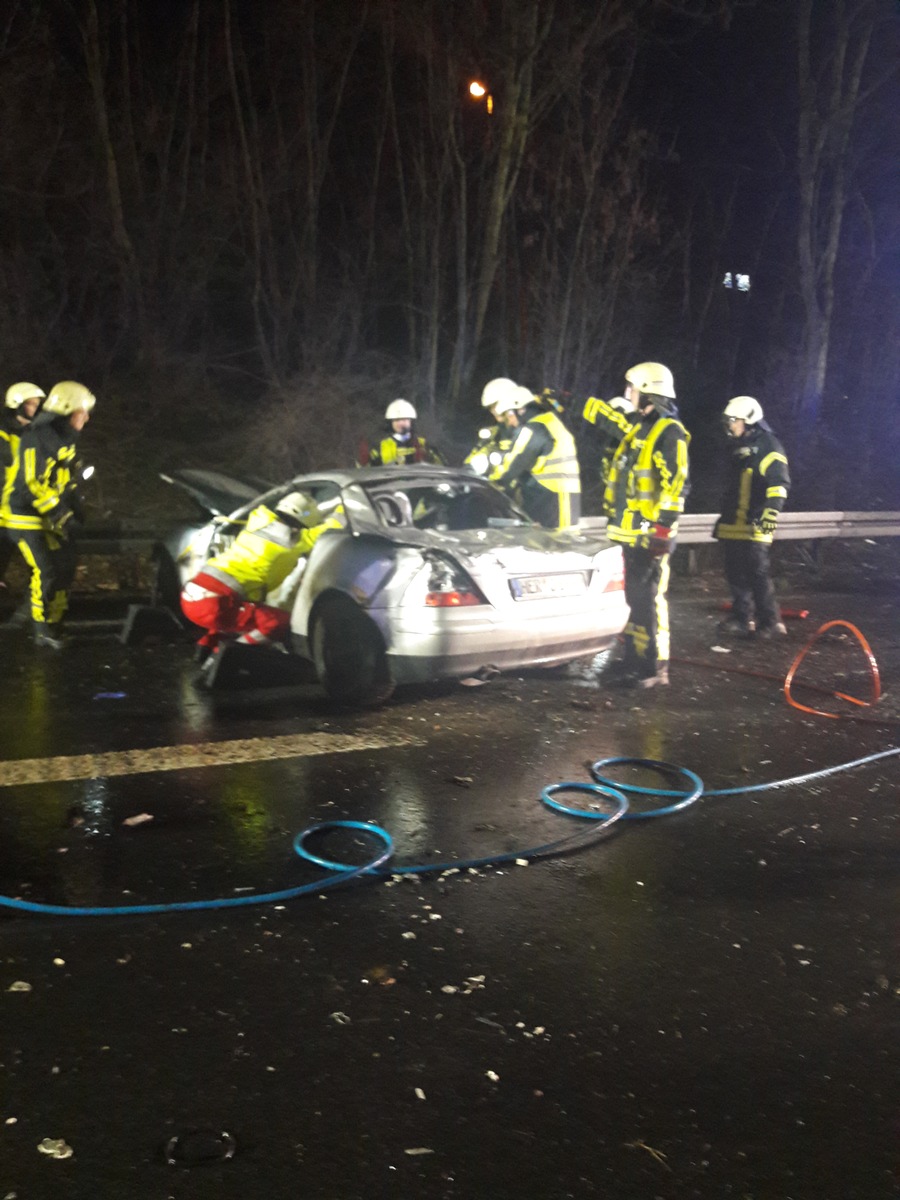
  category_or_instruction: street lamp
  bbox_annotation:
[468,79,493,115]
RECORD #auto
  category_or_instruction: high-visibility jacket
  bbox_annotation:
[491,407,580,497]
[0,412,26,528]
[713,427,790,544]
[200,506,340,602]
[5,414,81,532]
[604,411,690,546]
[367,434,443,467]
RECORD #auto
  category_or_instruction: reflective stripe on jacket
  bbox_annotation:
[604,414,690,546]
[0,420,23,527]
[714,428,790,543]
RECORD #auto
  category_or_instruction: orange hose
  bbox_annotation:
[783,619,881,718]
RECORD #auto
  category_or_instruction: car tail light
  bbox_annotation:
[602,559,625,592]
[424,555,487,607]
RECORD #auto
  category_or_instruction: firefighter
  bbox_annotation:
[362,399,443,466]
[180,491,341,662]
[713,396,791,638]
[1,383,46,600]
[588,362,690,688]
[464,377,517,477]
[5,381,95,649]
[488,378,581,530]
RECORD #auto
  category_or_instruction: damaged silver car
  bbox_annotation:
[155,465,628,704]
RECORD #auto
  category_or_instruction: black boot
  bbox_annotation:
[34,622,67,650]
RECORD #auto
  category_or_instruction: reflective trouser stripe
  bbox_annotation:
[15,529,73,624]
[622,546,670,672]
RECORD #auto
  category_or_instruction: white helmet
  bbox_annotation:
[723,395,764,425]
[42,381,96,416]
[5,382,45,410]
[624,362,676,400]
[493,386,534,418]
[385,398,416,421]
[276,490,322,528]
[480,377,519,410]
[608,395,630,414]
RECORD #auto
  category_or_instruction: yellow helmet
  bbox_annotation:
[624,362,675,400]
[42,381,96,417]
[5,382,45,410]
[276,490,322,528]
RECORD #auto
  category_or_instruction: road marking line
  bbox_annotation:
[0,732,427,788]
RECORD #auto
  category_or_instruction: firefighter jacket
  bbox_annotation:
[367,431,443,467]
[490,405,580,499]
[5,413,81,532]
[201,506,341,603]
[713,426,790,544]
[0,411,27,528]
[603,409,690,547]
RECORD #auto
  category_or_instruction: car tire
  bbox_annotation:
[311,596,394,707]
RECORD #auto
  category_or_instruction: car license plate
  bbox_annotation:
[509,572,586,600]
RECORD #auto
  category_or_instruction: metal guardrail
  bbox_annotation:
[75,511,900,556]
[579,512,900,544]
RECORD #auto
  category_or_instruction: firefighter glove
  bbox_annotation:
[646,522,674,557]
[757,508,779,536]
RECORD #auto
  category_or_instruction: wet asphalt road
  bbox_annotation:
[1,550,899,1200]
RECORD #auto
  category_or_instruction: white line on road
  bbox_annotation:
[1,732,427,788]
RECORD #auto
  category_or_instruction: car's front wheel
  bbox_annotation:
[311,596,394,707]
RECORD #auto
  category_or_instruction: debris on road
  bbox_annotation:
[37,1138,74,1160]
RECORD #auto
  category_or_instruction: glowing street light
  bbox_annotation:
[468,79,493,115]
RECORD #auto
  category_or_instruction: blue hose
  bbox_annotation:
[0,749,896,918]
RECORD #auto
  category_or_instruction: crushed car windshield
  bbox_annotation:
[364,481,530,532]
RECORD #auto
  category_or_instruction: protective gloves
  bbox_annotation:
[645,522,674,557]
[756,508,779,537]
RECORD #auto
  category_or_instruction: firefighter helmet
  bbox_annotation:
[480,377,519,410]
[624,362,675,400]
[276,490,322,529]
[493,386,534,418]
[723,396,763,425]
[385,399,416,421]
[5,382,46,410]
[42,381,96,417]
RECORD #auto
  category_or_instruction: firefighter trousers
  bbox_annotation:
[519,478,581,531]
[13,527,77,626]
[622,545,671,676]
[722,540,779,630]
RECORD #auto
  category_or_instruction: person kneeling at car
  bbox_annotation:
[180,491,338,662]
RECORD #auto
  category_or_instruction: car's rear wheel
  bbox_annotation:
[311,596,394,707]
